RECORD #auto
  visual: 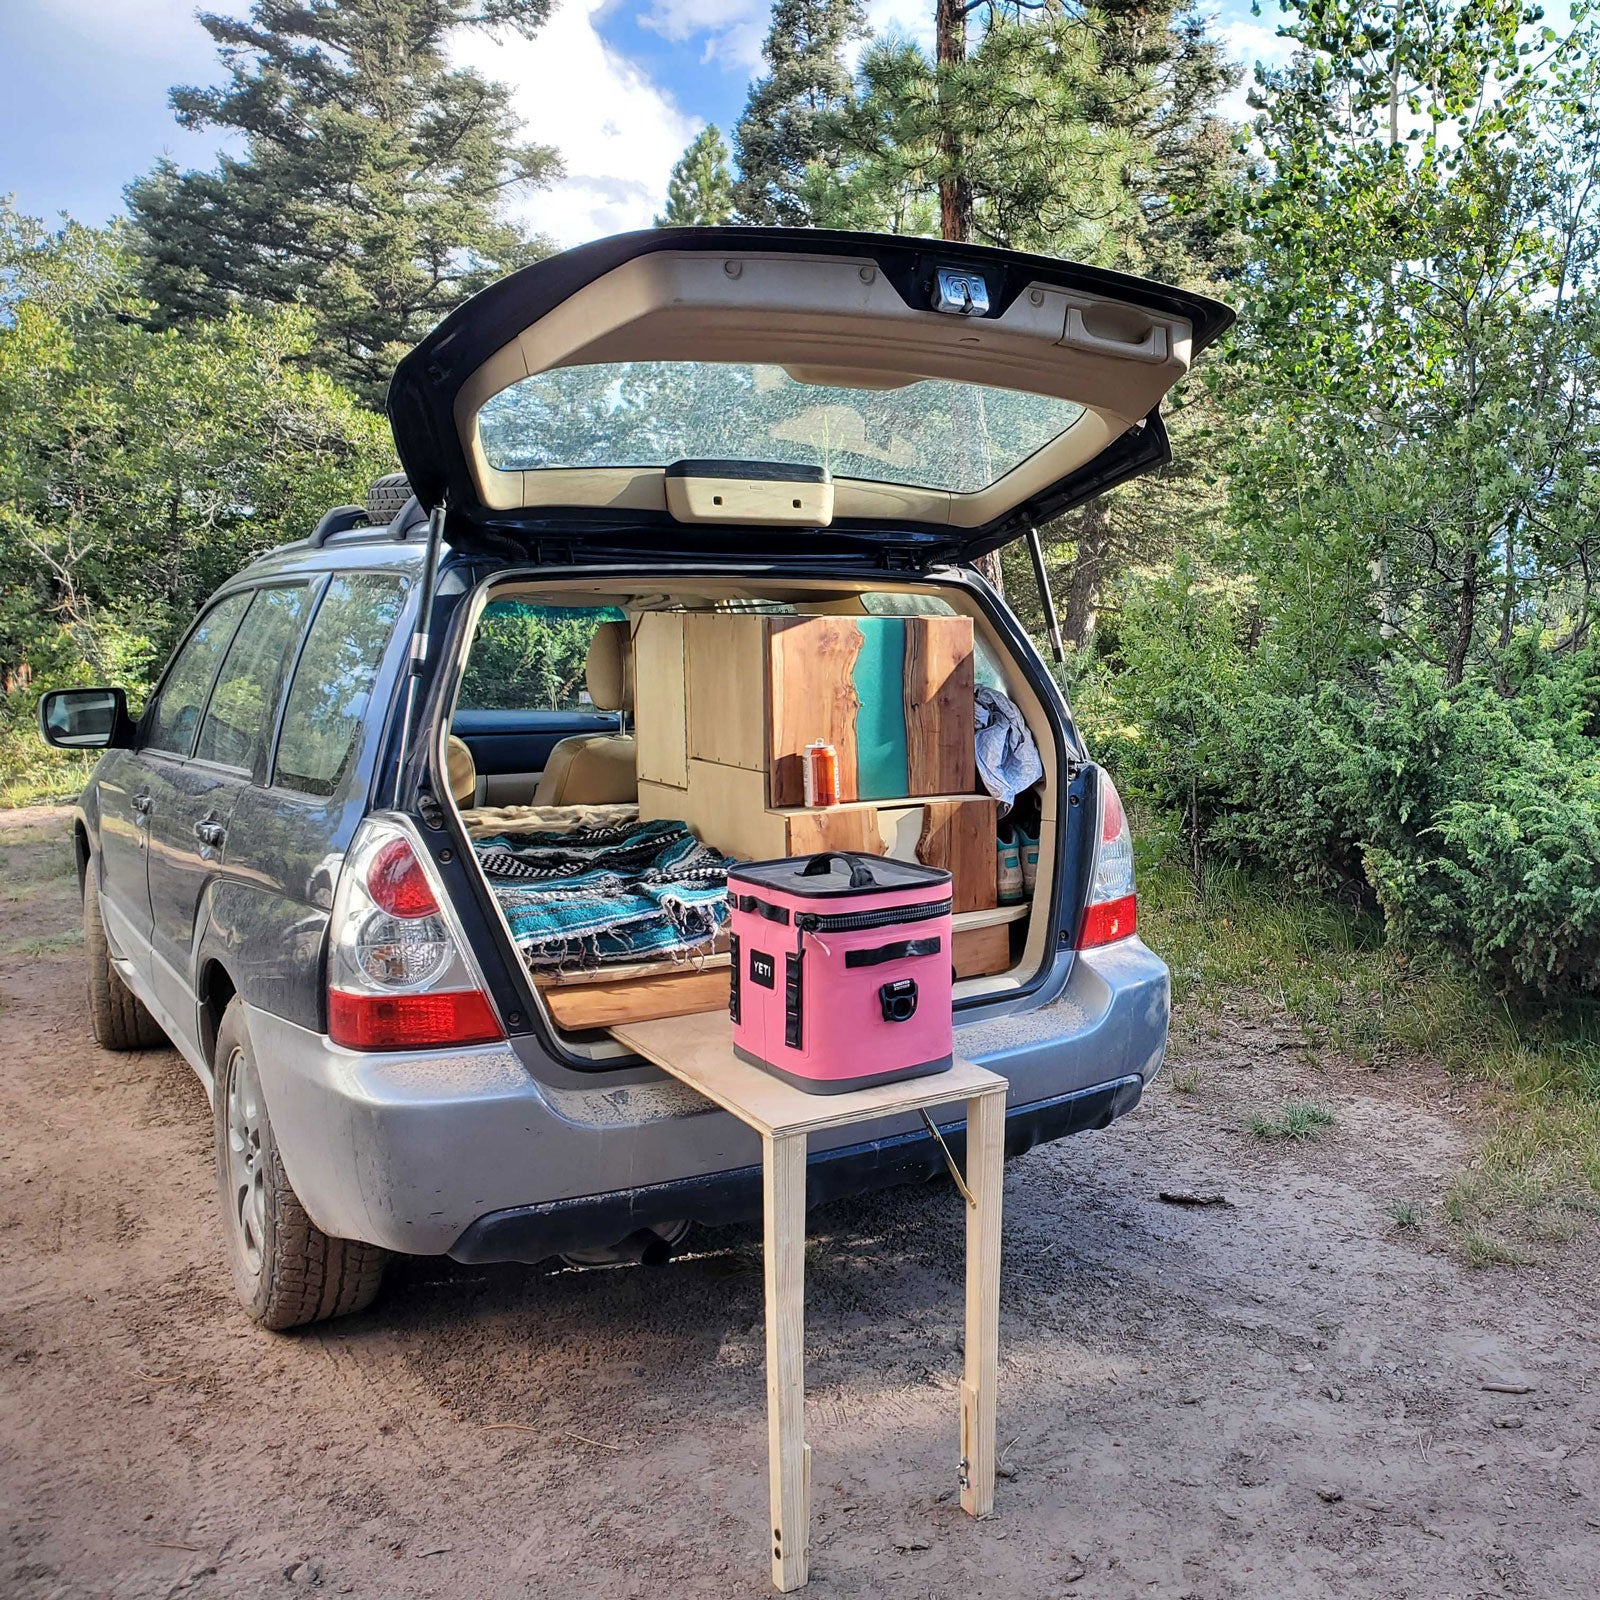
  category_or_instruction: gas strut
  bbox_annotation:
[1025,523,1065,665]
[391,501,446,807]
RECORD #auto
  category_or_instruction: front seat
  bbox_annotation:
[445,734,478,807]
[532,621,639,805]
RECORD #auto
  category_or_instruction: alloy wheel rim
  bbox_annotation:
[225,1047,267,1279]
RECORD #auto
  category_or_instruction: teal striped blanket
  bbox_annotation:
[474,819,735,971]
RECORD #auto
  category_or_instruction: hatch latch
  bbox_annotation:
[932,268,990,317]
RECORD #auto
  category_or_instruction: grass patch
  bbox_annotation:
[2,929,83,957]
[1135,816,1600,1244]
[1388,1200,1423,1229]
[0,733,95,810]
[1248,1098,1336,1140]
[1460,1229,1533,1269]
[0,840,77,900]
[1168,1066,1203,1095]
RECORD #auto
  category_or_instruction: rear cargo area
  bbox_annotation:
[435,575,1068,1045]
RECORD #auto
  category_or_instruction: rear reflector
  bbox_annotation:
[328,987,502,1050]
[1078,893,1137,949]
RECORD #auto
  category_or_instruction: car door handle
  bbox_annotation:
[132,793,152,820]
[195,820,226,849]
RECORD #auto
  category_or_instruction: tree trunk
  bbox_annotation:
[1059,502,1111,649]
[1446,548,1478,688]
[938,1,996,590]
[936,0,974,245]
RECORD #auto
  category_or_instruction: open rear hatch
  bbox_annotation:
[388,227,1232,566]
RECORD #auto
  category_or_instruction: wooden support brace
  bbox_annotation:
[960,1088,1005,1518]
[763,1130,810,1592]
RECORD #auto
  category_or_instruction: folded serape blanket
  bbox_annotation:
[459,801,639,841]
[474,818,735,971]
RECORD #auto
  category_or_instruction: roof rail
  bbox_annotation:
[308,505,368,548]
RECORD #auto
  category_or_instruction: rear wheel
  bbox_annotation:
[82,868,165,1050]
[212,1000,387,1329]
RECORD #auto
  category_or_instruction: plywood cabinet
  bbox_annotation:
[635,608,1000,930]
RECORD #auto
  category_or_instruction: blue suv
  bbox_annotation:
[39,228,1230,1326]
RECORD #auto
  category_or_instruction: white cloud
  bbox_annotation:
[634,0,936,74]
[863,0,935,51]
[1218,17,1298,122]
[454,0,701,246]
[637,0,768,70]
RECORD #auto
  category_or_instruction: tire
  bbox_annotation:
[212,999,387,1329]
[83,868,166,1050]
[364,471,413,528]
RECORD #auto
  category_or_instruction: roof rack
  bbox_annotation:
[308,505,368,547]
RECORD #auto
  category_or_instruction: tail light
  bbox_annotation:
[1077,772,1138,948]
[326,815,502,1049]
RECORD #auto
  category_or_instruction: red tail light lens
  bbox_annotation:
[328,987,501,1050]
[1076,772,1138,949]
[368,837,439,918]
[1079,893,1138,949]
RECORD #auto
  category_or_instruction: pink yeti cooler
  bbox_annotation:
[728,851,954,1093]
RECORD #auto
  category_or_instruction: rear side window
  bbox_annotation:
[274,574,408,797]
[144,591,253,757]
[193,584,313,771]
[457,600,623,712]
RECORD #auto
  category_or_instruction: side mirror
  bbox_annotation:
[37,687,134,751]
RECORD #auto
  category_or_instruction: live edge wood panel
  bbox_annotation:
[902,619,978,798]
[766,617,864,805]
[672,613,976,806]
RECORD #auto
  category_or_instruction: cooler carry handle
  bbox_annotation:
[799,851,877,889]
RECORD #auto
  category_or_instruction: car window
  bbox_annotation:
[274,574,408,797]
[457,600,624,712]
[144,591,253,757]
[193,584,314,771]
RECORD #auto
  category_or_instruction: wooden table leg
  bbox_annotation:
[763,1130,810,1591]
[959,1087,1004,1517]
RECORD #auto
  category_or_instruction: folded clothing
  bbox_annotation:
[474,817,734,971]
[975,686,1044,815]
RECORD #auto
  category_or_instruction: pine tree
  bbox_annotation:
[656,126,735,227]
[733,0,868,225]
[126,0,562,400]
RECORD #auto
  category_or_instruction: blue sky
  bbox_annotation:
[1,0,1291,246]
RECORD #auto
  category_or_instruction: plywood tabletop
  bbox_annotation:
[609,1009,1006,1139]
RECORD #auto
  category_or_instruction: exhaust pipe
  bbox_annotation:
[616,1227,675,1267]
[559,1224,684,1270]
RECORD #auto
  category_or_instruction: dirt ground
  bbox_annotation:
[2,807,1597,1600]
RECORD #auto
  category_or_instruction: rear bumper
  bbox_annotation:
[244,937,1168,1259]
[450,1074,1143,1264]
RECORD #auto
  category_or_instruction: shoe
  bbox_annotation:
[1018,826,1039,896]
[997,823,1024,905]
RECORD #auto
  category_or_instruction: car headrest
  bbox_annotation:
[585,621,632,713]
[445,734,477,805]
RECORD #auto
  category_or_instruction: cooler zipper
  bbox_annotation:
[795,897,953,936]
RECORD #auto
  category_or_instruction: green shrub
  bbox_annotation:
[1075,570,1600,1000]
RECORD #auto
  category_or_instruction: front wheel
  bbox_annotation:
[212,1000,387,1329]
[82,867,165,1051]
